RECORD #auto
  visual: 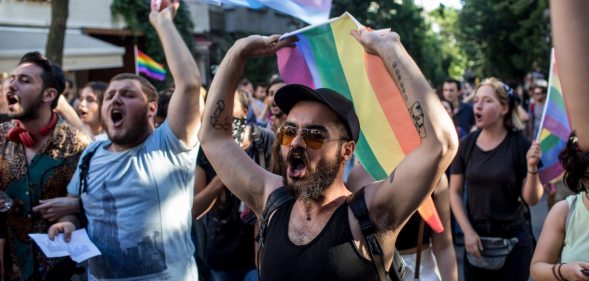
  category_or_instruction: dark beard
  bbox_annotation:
[282,147,343,200]
[103,105,150,147]
[8,90,44,121]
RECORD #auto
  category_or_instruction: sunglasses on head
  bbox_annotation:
[277,126,347,150]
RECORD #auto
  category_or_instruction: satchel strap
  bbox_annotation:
[257,186,293,279]
[349,187,406,281]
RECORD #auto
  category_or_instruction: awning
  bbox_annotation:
[0,26,125,72]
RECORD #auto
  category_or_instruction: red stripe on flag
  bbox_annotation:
[364,53,420,155]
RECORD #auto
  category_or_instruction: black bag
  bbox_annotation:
[465,236,519,270]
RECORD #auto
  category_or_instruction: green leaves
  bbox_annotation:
[111,0,196,90]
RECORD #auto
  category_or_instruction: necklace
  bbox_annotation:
[297,197,345,221]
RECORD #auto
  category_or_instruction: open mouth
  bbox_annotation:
[111,109,124,127]
[475,113,482,120]
[287,152,308,179]
[78,110,88,119]
[6,95,18,105]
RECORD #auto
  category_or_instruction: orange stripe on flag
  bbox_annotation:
[364,54,420,155]
[418,198,444,233]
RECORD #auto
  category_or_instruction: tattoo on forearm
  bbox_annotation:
[409,102,427,138]
[392,61,408,102]
[389,168,396,184]
[209,100,231,131]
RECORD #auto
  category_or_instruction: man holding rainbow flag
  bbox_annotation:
[199,20,458,281]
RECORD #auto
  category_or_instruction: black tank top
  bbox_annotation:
[261,200,380,281]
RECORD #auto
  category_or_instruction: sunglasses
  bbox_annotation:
[277,126,347,150]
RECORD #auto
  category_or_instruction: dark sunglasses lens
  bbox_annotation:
[302,129,325,149]
[280,127,297,146]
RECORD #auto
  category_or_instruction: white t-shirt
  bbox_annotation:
[68,122,198,281]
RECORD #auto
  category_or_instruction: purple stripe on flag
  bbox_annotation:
[138,66,165,81]
[297,35,322,88]
[543,115,571,140]
[277,46,315,88]
[539,163,564,184]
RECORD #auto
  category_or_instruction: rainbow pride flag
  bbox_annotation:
[137,50,166,81]
[536,49,571,184]
[276,13,443,233]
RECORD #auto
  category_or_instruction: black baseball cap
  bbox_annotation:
[274,84,360,142]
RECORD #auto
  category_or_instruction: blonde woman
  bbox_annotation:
[449,78,543,280]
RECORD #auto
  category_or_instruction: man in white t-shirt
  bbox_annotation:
[48,1,202,280]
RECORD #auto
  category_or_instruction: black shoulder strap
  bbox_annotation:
[463,129,482,169]
[257,186,293,278]
[78,143,101,195]
[76,143,101,228]
[349,187,405,281]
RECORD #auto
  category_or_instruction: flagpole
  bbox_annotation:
[134,44,139,76]
[535,48,555,142]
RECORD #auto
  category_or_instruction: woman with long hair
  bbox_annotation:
[449,77,543,280]
[76,81,108,140]
[530,132,589,280]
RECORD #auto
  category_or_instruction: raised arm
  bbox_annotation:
[551,0,589,150]
[522,140,543,205]
[198,35,292,214]
[351,28,458,231]
[149,0,202,146]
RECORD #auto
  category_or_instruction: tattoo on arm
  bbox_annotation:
[392,61,409,102]
[409,102,427,139]
[209,100,231,131]
[389,168,396,184]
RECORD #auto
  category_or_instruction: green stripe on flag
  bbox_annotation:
[541,134,562,151]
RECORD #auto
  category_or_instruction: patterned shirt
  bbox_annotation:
[0,118,89,281]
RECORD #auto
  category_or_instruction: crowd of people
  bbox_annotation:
[0,0,589,280]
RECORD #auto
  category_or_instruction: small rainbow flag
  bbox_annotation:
[277,13,443,233]
[536,49,571,184]
[136,50,166,81]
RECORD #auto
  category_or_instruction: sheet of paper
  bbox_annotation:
[29,228,102,263]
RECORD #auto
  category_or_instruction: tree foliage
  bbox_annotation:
[111,0,196,89]
[458,0,550,81]
[330,0,446,86]
[428,5,468,80]
[210,32,279,86]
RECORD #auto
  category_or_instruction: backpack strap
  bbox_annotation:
[349,187,406,281]
[77,143,101,227]
[257,186,294,275]
[463,129,482,170]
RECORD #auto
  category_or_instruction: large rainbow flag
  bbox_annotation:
[276,13,443,233]
[136,49,166,81]
[536,49,571,184]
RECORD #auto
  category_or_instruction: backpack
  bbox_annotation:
[257,186,406,281]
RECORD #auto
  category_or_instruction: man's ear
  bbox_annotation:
[43,88,58,104]
[340,140,355,162]
[147,101,158,118]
